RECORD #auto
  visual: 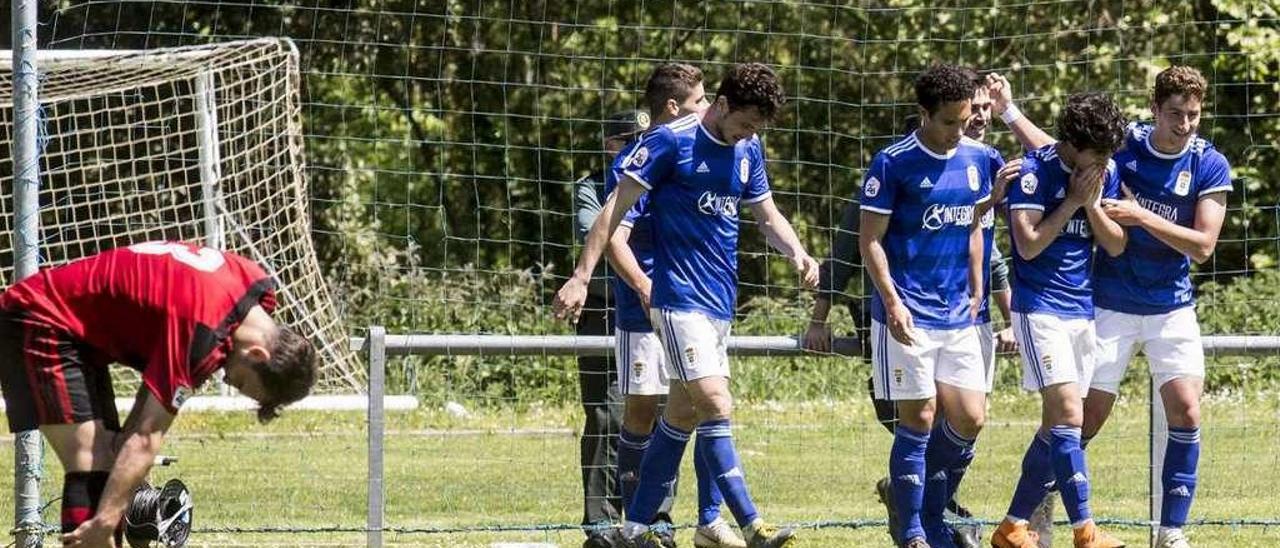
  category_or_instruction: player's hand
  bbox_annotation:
[803,321,832,353]
[552,276,589,324]
[886,301,917,346]
[968,294,982,323]
[993,157,1023,206]
[985,73,1014,116]
[636,277,653,311]
[792,253,820,289]
[60,517,118,548]
[1102,184,1150,227]
[995,326,1018,354]
[1066,162,1103,208]
[637,277,653,319]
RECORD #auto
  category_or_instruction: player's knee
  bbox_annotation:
[1048,400,1084,428]
[622,397,660,433]
[948,409,985,438]
[694,393,733,422]
[897,400,935,432]
[1167,400,1201,429]
[664,406,698,431]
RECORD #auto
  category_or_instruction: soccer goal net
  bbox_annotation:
[0,38,362,392]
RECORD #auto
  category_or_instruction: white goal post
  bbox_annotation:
[0,38,362,391]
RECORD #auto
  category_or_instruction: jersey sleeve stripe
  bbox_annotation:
[619,219,635,228]
[860,204,892,214]
[741,191,772,205]
[1008,203,1046,211]
[621,170,653,190]
[1198,184,1232,197]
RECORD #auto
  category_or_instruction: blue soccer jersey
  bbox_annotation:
[605,140,657,333]
[1095,123,1232,315]
[860,133,996,330]
[1007,145,1121,319]
[617,113,771,321]
[978,202,998,325]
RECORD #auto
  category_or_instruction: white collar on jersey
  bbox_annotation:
[698,122,732,147]
[1143,131,1196,160]
[910,131,958,160]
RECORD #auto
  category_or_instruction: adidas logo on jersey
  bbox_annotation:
[929,470,947,481]
[696,161,711,173]
[1169,485,1192,497]
[919,177,934,189]
[1054,187,1066,199]
[1126,160,1138,172]
[896,474,923,487]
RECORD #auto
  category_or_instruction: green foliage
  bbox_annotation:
[29,1,1280,401]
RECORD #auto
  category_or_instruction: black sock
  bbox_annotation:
[61,471,108,533]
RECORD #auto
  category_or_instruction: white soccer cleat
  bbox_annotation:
[694,517,748,548]
[1155,528,1191,548]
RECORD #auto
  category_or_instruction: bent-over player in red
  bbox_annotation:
[0,241,317,548]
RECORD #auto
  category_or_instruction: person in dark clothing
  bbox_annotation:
[572,109,658,548]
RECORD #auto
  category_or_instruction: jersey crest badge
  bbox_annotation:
[629,146,650,169]
[739,158,750,183]
[1174,170,1192,196]
[966,165,980,191]
[864,176,881,198]
[683,346,698,368]
[172,386,192,410]
[1020,173,1038,195]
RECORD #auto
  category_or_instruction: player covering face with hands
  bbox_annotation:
[555,63,816,548]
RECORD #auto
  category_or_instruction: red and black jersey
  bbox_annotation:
[0,242,277,414]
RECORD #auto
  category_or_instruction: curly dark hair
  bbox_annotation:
[1153,65,1208,107]
[715,62,786,120]
[255,326,317,423]
[1056,92,1128,155]
[915,63,979,114]
[645,63,704,116]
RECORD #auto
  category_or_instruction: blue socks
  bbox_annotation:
[617,428,651,512]
[1007,430,1054,521]
[626,418,688,526]
[694,434,726,526]
[1162,427,1200,528]
[891,425,930,542]
[923,419,975,531]
[1049,425,1092,526]
[695,419,759,529]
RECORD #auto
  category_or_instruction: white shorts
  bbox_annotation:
[978,322,996,393]
[615,329,669,396]
[1090,306,1204,395]
[649,308,731,383]
[870,320,987,401]
[1012,312,1095,392]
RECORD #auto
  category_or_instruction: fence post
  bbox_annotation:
[367,326,386,548]
[12,1,44,545]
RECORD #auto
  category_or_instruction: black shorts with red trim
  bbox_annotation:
[0,314,119,433]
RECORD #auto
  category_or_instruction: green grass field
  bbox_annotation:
[2,392,1278,547]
